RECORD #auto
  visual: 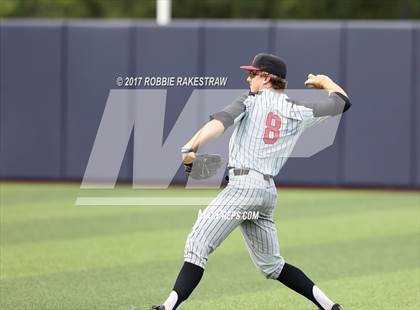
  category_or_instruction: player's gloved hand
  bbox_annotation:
[189,154,223,180]
[183,153,223,180]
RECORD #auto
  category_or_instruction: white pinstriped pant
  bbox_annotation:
[184,169,285,279]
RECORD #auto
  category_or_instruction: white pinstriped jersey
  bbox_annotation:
[185,89,350,277]
[228,90,316,176]
[210,89,349,177]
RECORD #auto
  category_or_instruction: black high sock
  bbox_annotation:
[277,263,323,309]
[172,262,204,309]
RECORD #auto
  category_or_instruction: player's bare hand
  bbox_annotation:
[304,74,333,89]
[182,152,196,164]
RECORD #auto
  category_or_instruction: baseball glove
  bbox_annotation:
[184,154,223,180]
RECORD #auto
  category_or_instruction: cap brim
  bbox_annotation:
[239,65,260,71]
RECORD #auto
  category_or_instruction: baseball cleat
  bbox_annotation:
[150,305,165,310]
[318,305,342,310]
[319,304,342,310]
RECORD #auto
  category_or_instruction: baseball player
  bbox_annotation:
[150,53,351,310]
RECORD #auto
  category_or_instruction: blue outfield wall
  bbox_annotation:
[65,21,132,181]
[273,22,342,186]
[0,21,63,179]
[134,22,203,184]
[416,25,420,187]
[0,20,418,188]
[343,23,413,187]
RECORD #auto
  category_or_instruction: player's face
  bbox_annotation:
[247,70,269,93]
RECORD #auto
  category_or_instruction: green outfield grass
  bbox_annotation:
[0,183,419,310]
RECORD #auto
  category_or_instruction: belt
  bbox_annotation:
[228,167,273,182]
